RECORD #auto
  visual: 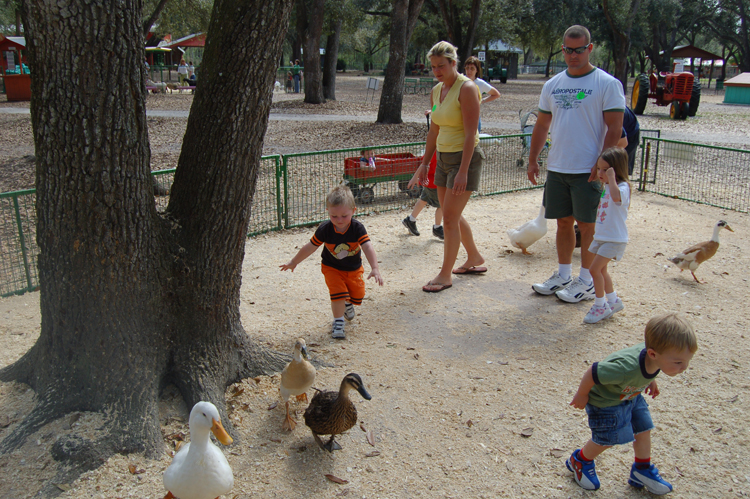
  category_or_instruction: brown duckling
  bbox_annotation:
[668,220,734,283]
[280,338,316,431]
[304,373,371,452]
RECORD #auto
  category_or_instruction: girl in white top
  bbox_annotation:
[463,56,500,133]
[584,147,631,324]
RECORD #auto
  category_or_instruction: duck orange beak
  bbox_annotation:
[211,418,233,445]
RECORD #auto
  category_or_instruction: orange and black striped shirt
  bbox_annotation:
[311,219,370,271]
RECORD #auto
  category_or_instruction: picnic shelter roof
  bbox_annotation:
[166,33,206,48]
[670,45,723,61]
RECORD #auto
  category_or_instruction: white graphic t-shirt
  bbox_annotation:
[594,182,630,243]
[538,68,625,174]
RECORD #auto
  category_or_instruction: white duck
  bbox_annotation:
[280,338,316,430]
[668,220,734,283]
[507,204,548,254]
[163,401,234,499]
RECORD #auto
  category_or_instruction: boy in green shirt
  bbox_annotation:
[567,313,698,494]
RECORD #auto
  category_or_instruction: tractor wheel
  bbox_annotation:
[669,101,681,119]
[349,184,360,199]
[398,180,409,191]
[680,102,689,120]
[688,79,701,116]
[500,76,507,84]
[359,187,375,204]
[407,184,421,198]
[631,74,649,115]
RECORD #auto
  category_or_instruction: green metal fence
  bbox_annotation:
[638,137,749,213]
[8,131,698,298]
[0,189,38,297]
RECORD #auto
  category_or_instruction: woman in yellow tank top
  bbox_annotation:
[409,41,486,293]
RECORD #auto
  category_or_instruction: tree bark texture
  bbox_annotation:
[296,0,326,103]
[1,0,293,489]
[437,0,480,69]
[602,0,641,93]
[376,0,425,124]
[323,20,342,101]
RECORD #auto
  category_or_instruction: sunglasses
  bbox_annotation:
[562,45,590,55]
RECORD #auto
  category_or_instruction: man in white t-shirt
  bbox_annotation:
[527,25,625,303]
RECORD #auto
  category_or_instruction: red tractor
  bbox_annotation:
[631,70,701,119]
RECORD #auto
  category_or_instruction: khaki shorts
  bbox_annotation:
[420,186,440,208]
[543,171,602,223]
[435,147,484,192]
[589,240,627,261]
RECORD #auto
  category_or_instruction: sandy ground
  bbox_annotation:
[1,74,750,498]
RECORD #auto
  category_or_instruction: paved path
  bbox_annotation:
[2,107,748,145]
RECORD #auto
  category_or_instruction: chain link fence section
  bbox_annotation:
[4,133,667,297]
[0,189,39,296]
[638,137,749,213]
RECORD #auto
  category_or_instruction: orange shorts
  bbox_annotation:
[321,264,365,305]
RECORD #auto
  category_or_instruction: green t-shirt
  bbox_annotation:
[589,343,660,408]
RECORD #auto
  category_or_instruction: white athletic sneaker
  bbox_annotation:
[556,277,595,303]
[608,298,624,314]
[331,319,346,339]
[583,303,613,324]
[532,271,573,296]
[344,303,355,321]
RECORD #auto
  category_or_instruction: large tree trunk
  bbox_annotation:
[297,0,326,103]
[1,0,293,492]
[376,0,425,124]
[323,19,342,100]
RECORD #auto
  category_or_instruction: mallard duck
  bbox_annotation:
[507,204,547,254]
[668,220,734,283]
[280,338,316,430]
[303,373,372,452]
[163,401,233,499]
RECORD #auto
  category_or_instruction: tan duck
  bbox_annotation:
[280,338,316,430]
[303,373,371,452]
[669,220,734,283]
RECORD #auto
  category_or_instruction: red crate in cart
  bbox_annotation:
[343,152,423,203]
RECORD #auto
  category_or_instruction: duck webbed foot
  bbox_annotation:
[323,436,342,452]
[282,402,297,431]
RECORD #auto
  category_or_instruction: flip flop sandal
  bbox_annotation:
[422,282,452,293]
[452,266,488,275]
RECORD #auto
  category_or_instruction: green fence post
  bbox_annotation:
[282,155,289,229]
[12,194,33,292]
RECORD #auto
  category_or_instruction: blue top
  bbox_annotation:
[623,107,640,143]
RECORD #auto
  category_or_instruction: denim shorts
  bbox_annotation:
[420,186,440,208]
[589,240,627,261]
[586,394,654,446]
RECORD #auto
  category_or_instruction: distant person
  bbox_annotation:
[567,313,697,494]
[177,58,188,86]
[527,25,625,304]
[188,61,195,79]
[463,56,500,133]
[280,185,383,339]
[623,107,641,175]
[293,60,301,93]
[403,137,444,240]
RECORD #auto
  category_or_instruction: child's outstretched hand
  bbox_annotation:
[644,380,660,399]
[280,261,297,272]
[570,391,588,410]
[605,167,617,183]
[367,268,384,286]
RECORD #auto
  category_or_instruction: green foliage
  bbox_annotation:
[143,0,212,39]
[0,0,20,35]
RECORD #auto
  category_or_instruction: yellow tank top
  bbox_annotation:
[431,73,479,153]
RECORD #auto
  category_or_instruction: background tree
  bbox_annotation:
[296,0,327,103]
[601,0,643,92]
[376,0,426,123]
[707,0,750,71]
[0,0,293,491]
[143,0,213,38]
